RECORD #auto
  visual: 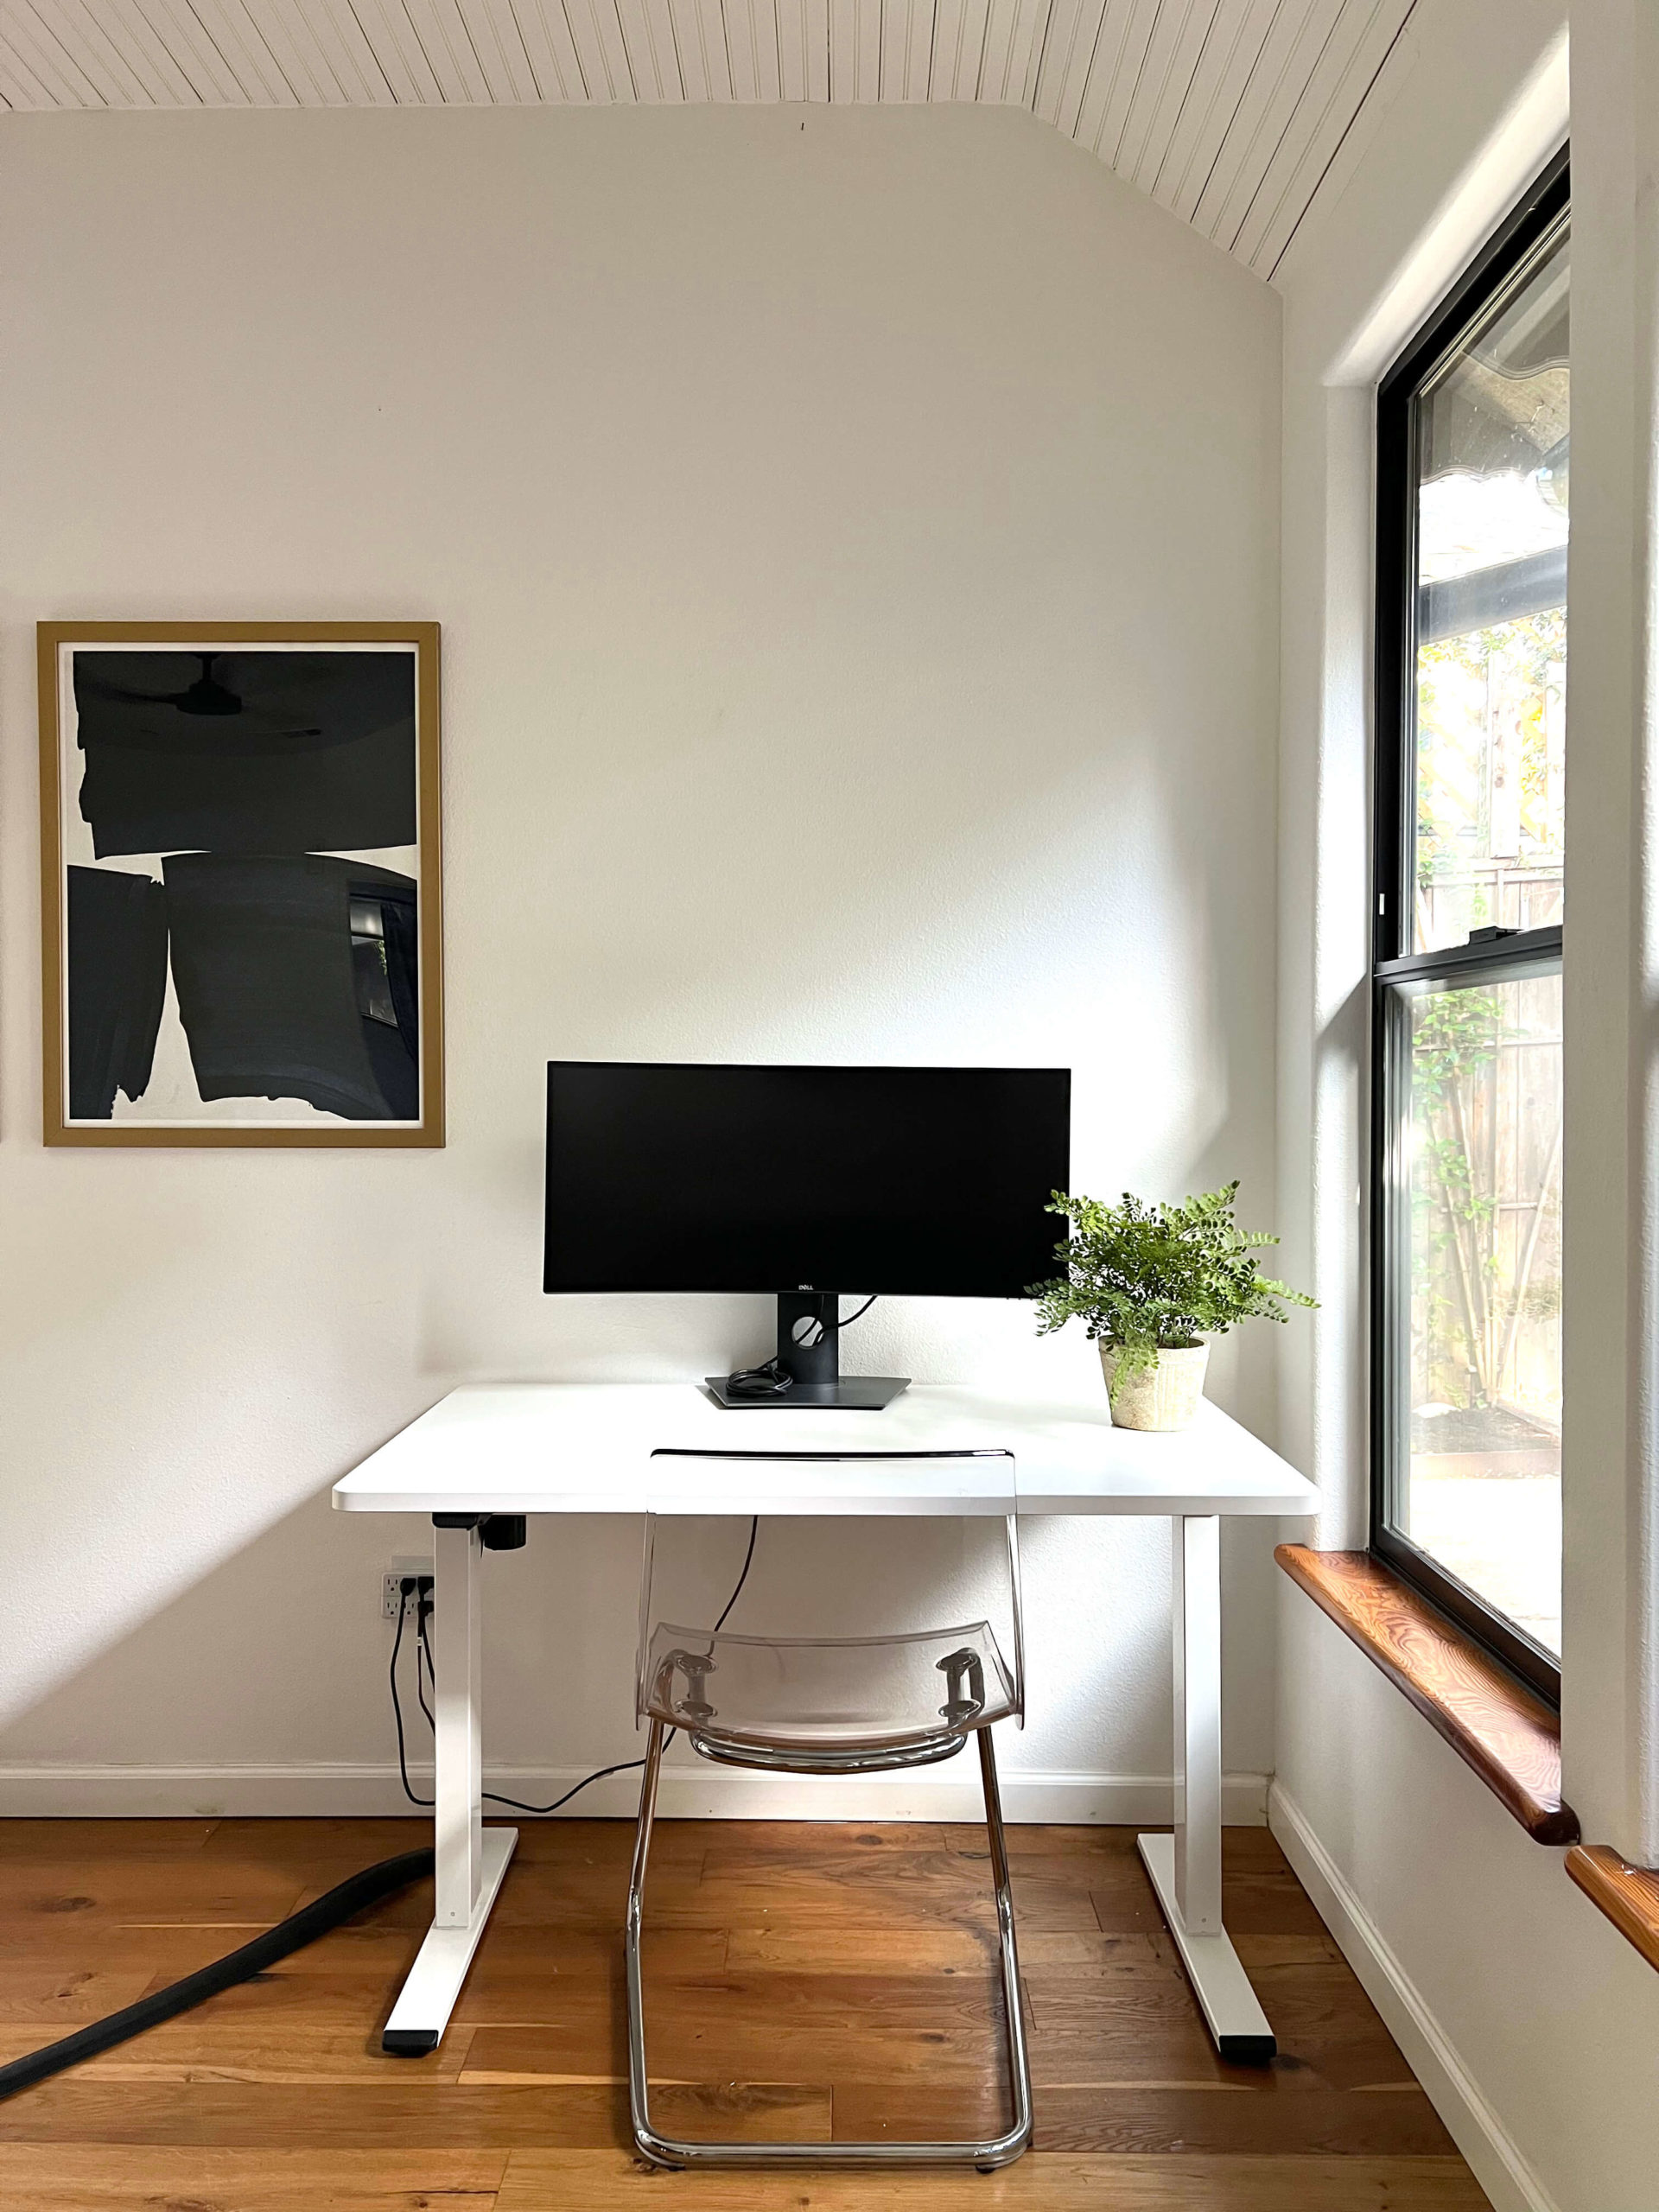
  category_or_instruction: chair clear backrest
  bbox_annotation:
[636,1508,1025,1755]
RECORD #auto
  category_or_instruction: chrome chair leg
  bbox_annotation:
[625,1720,1033,2169]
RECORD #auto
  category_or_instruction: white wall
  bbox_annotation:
[0,105,1285,1817]
[1273,3,1659,2209]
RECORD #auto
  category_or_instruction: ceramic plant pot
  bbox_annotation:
[1099,1340,1210,1431]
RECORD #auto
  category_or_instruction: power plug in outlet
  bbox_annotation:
[382,1558,433,1620]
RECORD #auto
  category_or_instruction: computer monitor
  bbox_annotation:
[543,1060,1071,1408]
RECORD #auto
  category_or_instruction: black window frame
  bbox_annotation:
[1370,148,1570,1707]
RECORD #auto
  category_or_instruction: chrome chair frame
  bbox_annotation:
[624,1707,1033,2170]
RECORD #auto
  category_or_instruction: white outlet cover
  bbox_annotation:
[382,1555,434,1618]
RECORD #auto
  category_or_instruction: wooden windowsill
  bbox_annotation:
[1275,1544,1580,1846]
[1567,1846,1659,1970]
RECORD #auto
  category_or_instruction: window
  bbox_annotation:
[1372,153,1568,1702]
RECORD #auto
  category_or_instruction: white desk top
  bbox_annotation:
[332,1383,1318,1518]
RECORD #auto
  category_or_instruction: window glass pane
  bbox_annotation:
[1412,226,1568,954]
[1395,968,1562,1654]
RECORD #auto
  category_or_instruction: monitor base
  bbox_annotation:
[703,1376,911,1411]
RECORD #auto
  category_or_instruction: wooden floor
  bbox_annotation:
[0,1815,1491,2210]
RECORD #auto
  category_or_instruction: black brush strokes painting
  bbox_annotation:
[74,652,416,859]
[164,855,418,1122]
[67,866,168,1119]
[64,645,422,1125]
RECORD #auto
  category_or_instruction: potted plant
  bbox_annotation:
[1029,1183,1314,1431]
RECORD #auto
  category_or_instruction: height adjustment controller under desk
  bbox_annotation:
[333,1382,1317,2063]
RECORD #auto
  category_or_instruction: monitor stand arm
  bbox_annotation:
[776,1290,840,1391]
[702,1294,911,1411]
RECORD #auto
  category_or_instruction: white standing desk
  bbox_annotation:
[334,1382,1317,2065]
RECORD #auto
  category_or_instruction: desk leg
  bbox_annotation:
[1137,1514,1275,2065]
[383,1520,517,2055]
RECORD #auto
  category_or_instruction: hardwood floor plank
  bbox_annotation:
[0,1862,308,1928]
[0,1969,155,2022]
[726,1923,997,1969]
[494,2148,1492,2208]
[0,1820,219,1862]
[830,2078,1459,2154]
[0,2143,505,2210]
[639,2080,834,2142]
[1035,2083,1460,2156]
[0,2078,624,2149]
[0,2020,477,2083]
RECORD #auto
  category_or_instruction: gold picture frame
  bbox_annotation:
[39,620,443,1147]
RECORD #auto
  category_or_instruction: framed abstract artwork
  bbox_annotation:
[38,620,443,1147]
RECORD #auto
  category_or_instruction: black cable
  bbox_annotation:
[415,1615,435,1732]
[481,1755,654,1817]
[404,1517,758,1816]
[804,1293,877,1343]
[389,1583,433,1808]
[0,1848,435,2104]
[726,1295,879,1393]
[713,1514,758,1633]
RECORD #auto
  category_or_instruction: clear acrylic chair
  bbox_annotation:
[626,1495,1033,2170]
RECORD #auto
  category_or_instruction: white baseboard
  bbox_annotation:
[0,1761,1268,1825]
[1268,1782,1560,2212]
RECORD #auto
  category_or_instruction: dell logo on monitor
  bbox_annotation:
[797,1282,816,1291]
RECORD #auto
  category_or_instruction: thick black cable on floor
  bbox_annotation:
[0,1847,435,2104]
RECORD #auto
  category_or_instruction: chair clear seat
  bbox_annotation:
[640,1618,1018,1762]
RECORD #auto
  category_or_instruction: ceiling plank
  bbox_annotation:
[666,0,712,97]
[469,0,547,96]
[752,0,783,97]
[1153,0,1271,213]
[86,0,207,99]
[693,0,734,97]
[1229,0,1371,257]
[14,0,130,103]
[505,0,586,97]
[876,0,906,98]
[1121,0,1220,184]
[1246,0,1414,274]
[828,0,854,98]
[901,0,931,98]
[1192,0,1338,242]
[611,0,671,99]
[32,0,172,101]
[94,0,240,98]
[0,18,67,100]
[325,0,440,99]
[291,0,407,101]
[1001,0,1047,105]
[1073,0,1149,153]
[188,0,308,101]
[953,0,990,99]
[720,0,754,94]
[929,0,963,98]
[394,0,493,97]
[772,0,802,97]
[801,0,827,100]
[976,0,1017,103]
[1203,0,1353,249]
[1047,0,1112,140]
[563,0,632,99]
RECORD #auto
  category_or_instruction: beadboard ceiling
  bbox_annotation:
[0,0,1417,278]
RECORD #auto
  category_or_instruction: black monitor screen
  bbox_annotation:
[544,1062,1071,1298]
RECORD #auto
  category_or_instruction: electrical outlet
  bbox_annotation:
[382,1558,433,1620]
